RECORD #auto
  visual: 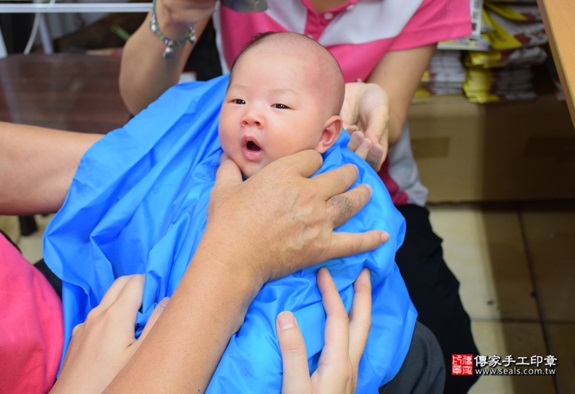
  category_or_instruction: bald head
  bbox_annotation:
[231,32,345,117]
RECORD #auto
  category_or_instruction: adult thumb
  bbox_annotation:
[214,153,243,189]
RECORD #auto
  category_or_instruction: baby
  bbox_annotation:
[219,32,344,178]
[44,32,415,393]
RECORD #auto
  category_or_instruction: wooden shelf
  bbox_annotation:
[538,0,575,127]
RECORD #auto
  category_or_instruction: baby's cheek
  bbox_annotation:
[219,130,235,157]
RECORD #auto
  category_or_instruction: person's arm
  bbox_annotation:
[0,122,101,215]
[103,151,386,392]
[367,45,436,146]
[53,268,370,394]
[119,0,216,115]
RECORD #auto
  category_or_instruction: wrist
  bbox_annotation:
[188,246,260,334]
[154,0,192,40]
[193,235,264,307]
[150,0,197,57]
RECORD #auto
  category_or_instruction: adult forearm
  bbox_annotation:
[119,14,190,115]
[48,145,385,392]
[367,45,436,146]
[386,111,404,146]
[119,3,212,115]
[105,242,260,393]
[105,151,385,392]
[0,122,100,215]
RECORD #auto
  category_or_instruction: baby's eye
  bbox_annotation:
[232,99,246,105]
[272,103,290,109]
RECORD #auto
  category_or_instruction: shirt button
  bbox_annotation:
[346,4,355,11]
[323,12,334,20]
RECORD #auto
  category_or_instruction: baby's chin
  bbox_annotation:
[228,153,268,179]
[239,163,263,180]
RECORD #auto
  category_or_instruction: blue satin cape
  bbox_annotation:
[43,74,417,393]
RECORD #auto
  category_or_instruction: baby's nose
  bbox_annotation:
[241,109,263,127]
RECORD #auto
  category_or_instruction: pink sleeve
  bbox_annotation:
[391,0,472,50]
[0,235,63,394]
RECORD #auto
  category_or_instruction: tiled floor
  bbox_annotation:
[1,200,574,393]
[428,201,574,394]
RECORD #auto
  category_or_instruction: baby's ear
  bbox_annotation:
[315,115,342,154]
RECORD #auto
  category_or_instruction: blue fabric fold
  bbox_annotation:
[43,74,417,393]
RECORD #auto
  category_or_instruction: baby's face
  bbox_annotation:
[219,46,330,178]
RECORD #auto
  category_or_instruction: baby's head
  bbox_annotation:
[218,31,345,178]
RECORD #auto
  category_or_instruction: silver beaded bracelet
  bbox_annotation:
[149,0,196,58]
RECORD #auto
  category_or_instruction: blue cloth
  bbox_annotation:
[43,74,417,393]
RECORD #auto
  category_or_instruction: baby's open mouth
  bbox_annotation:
[246,140,261,151]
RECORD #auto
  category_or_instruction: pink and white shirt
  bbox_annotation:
[214,0,471,205]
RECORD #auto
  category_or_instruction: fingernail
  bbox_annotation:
[360,139,371,150]
[381,231,390,242]
[277,311,297,330]
[351,131,362,142]
[366,184,373,197]
[158,297,170,308]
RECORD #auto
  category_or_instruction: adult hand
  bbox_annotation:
[155,0,216,39]
[278,268,372,394]
[340,82,390,172]
[204,151,388,287]
[50,275,169,394]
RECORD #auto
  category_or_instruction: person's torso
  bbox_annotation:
[215,0,424,82]
[211,0,471,206]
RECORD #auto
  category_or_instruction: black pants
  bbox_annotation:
[396,205,480,393]
[379,322,445,393]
